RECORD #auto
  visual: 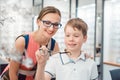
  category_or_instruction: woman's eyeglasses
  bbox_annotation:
[41,20,62,29]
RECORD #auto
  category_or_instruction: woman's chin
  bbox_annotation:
[46,34,53,38]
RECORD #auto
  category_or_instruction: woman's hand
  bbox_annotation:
[35,46,49,67]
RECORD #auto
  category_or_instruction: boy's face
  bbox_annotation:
[64,26,87,51]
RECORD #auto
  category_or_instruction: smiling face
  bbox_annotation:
[64,26,87,52]
[64,18,88,52]
[37,13,61,38]
[36,6,61,40]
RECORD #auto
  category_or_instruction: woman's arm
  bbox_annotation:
[9,60,20,80]
[35,47,51,80]
[9,36,25,80]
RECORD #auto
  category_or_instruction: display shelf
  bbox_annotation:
[104,0,120,62]
[77,3,95,56]
[0,0,33,54]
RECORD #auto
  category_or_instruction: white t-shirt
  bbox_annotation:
[45,52,98,80]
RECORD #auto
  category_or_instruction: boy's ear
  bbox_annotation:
[83,35,87,42]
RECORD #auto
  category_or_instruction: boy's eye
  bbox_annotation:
[65,34,70,37]
[74,35,79,37]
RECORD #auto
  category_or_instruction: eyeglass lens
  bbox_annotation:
[41,20,62,29]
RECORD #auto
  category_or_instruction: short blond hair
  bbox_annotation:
[64,18,88,36]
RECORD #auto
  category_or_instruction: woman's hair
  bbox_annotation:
[37,6,61,20]
[64,18,88,36]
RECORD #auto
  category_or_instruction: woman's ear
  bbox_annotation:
[37,19,40,25]
[37,19,40,29]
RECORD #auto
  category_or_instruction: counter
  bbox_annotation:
[104,61,120,67]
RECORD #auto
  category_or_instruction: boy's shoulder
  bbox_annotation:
[49,52,60,59]
[49,52,68,61]
[85,58,97,67]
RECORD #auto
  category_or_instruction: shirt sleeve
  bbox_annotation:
[90,61,98,80]
[45,56,56,78]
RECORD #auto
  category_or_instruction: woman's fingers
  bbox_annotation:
[35,46,49,66]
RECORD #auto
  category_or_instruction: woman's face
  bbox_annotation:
[37,13,61,38]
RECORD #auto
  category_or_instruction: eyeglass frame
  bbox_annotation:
[41,20,62,29]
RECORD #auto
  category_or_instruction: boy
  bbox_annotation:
[35,18,98,80]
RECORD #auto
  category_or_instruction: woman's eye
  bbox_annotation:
[45,21,51,25]
[53,23,59,26]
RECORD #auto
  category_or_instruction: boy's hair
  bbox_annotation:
[64,18,88,36]
[37,6,61,20]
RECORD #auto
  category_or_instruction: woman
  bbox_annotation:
[1,6,62,80]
